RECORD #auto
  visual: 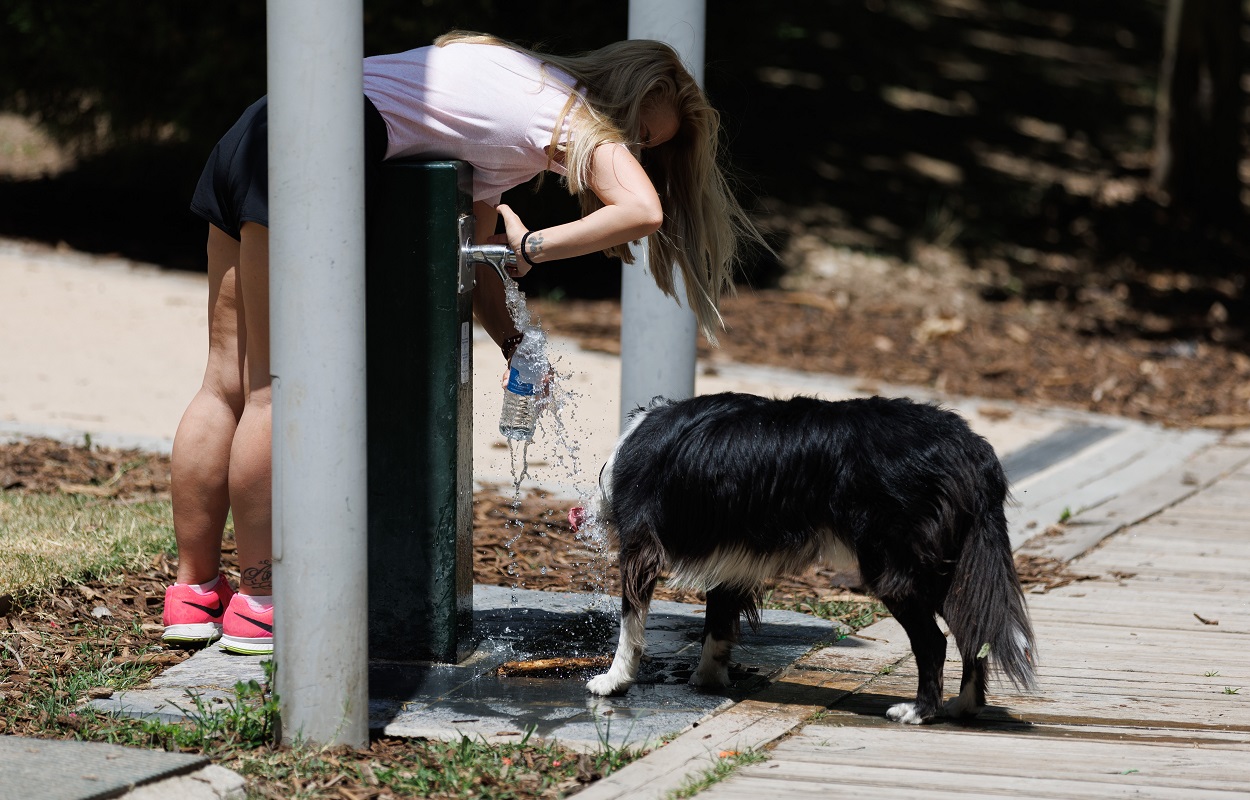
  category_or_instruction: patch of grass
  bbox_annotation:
[0,491,175,602]
[1223,687,1240,695]
[71,665,278,755]
[173,659,280,751]
[667,749,767,799]
[590,711,646,776]
[220,731,634,800]
[2,626,174,740]
[762,591,888,632]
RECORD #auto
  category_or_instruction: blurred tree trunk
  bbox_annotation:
[1151,0,1244,224]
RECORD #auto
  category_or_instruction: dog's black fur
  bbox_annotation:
[584,392,1037,723]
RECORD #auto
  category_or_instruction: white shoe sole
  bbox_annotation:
[162,623,222,645]
[220,634,273,655]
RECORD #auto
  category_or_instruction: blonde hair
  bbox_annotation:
[435,30,766,344]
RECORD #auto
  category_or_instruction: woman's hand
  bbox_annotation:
[487,146,663,276]
[490,204,535,278]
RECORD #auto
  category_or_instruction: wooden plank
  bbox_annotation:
[750,725,1250,780]
[572,668,857,800]
[1028,667,1250,687]
[748,753,1249,794]
[1000,423,1120,483]
[711,780,1233,800]
[1029,596,1250,617]
[1026,607,1250,632]
[1023,444,1250,561]
[1077,541,1250,562]
[1077,531,1250,552]
[708,779,1048,800]
[1033,583,1250,603]
[713,726,1250,800]
[1029,593,1250,614]
[1156,495,1250,512]
[728,771,1240,799]
[1053,564,1250,582]
[1111,518,1250,536]
[1010,426,1212,508]
[774,726,1250,773]
[828,660,1250,730]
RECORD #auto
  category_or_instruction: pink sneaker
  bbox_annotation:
[220,594,274,655]
[162,575,235,646]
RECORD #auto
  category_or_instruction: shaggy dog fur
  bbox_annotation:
[581,393,1037,723]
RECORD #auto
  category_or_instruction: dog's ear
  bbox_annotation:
[625,396,670,422]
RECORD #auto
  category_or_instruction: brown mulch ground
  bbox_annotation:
[533,291,1250,430]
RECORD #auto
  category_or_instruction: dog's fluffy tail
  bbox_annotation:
[944,501,1038,692]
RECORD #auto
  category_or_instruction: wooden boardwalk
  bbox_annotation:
[700,443,1250,799]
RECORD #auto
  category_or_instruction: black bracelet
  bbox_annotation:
[519,230,539,267]
[501,333,524,363]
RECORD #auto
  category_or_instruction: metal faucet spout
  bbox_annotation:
[463,244,516,285]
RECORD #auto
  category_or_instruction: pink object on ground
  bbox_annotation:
[220,594,274,656]
[161,575,236,646]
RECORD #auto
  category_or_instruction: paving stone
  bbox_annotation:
[0,735,207,800]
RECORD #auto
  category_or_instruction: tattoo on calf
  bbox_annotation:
[242,560,272,592]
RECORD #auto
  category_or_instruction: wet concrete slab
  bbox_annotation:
[91,584,839,752]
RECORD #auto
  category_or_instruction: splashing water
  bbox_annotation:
[497,277,612,601]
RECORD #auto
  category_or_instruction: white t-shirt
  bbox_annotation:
[364,42,580,205]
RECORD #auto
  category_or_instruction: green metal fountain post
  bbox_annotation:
[365,160,475,663]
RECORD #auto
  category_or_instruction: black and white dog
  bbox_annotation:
[578,392,1037,724]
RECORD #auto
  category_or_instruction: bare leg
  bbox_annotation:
[171,225,246,586]
[230,222,273,596]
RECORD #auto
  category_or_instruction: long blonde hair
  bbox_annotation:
[435,30,766,343]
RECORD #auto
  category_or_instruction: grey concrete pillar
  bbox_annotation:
[267,0,369,748]
[621,0,706,429]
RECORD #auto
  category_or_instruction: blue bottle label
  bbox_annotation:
[507,367,535,396]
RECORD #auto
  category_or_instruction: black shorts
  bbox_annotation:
[190,95,389,240]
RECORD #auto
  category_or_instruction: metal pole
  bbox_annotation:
[621,0,705,429]
[267,0,369,747]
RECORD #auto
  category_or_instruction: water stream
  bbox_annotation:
[498,278,612,609]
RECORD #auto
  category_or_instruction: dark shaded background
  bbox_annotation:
[1,0,1246,331]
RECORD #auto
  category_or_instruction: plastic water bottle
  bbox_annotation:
[499,327,546,441]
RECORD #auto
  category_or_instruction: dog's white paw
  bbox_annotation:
[886,702,926,725]
[586,672,630,696]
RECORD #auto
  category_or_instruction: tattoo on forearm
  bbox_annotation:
[242,560,272,592]
[526,232,545,258]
